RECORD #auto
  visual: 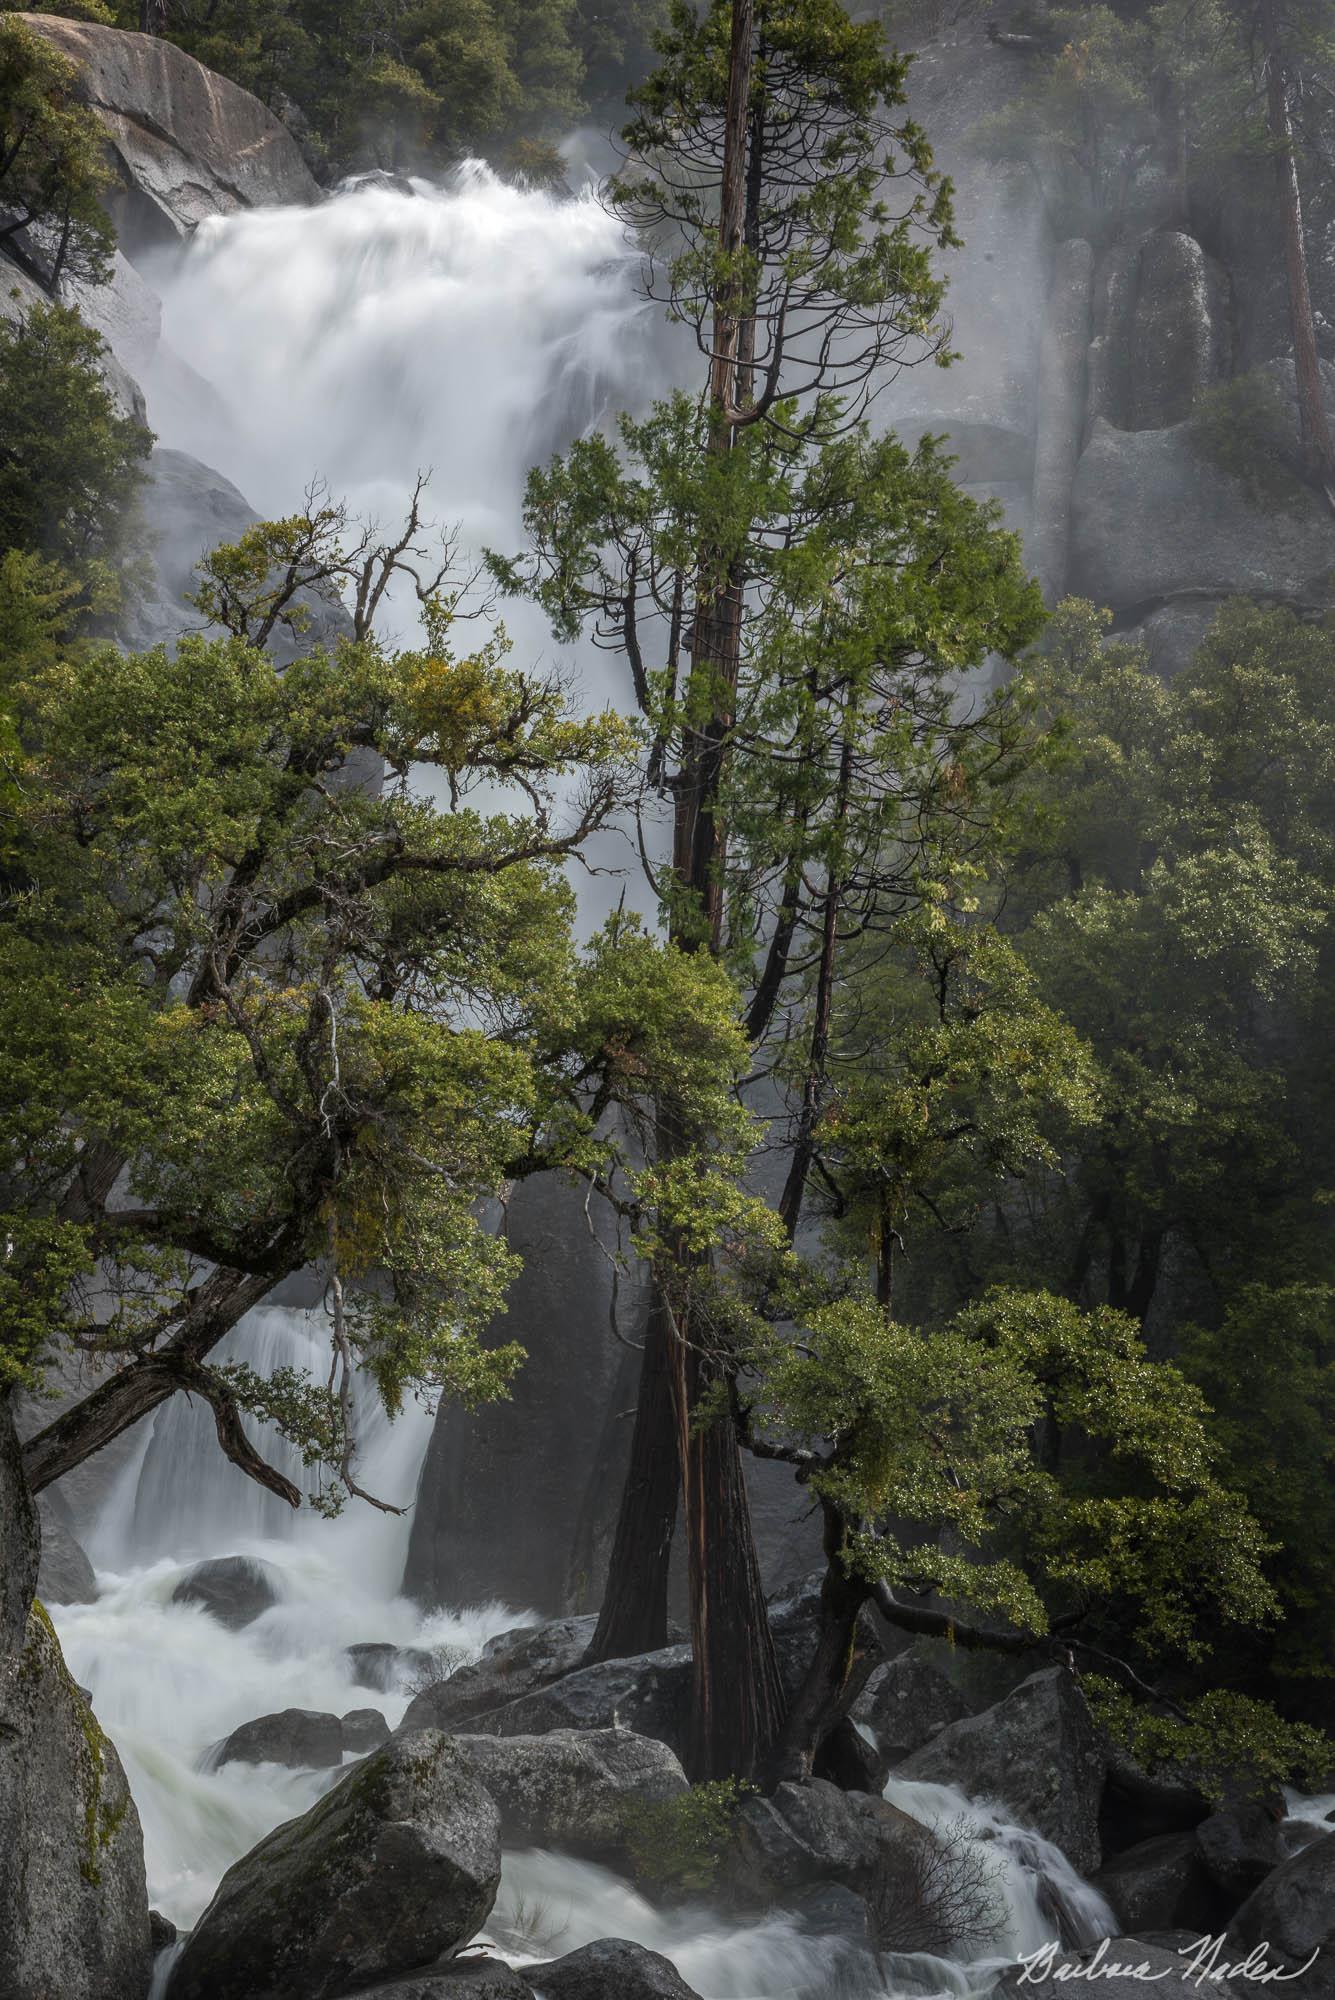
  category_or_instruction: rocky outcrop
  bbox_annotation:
[1030,238,1095,602]
[0,1603,151,2000]
[216,1708,345,1771]
[1229,1831,1335,1998]
[170,1730,502,2000]
[170,1552,280,1628]
[528,1940,701,2000]
[898,1668,1106,1875]
[17,14,319,250]
[450,1728,687,1862]
[1070,418,1335,616]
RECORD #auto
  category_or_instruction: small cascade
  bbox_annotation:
[884,1775,1117,1984]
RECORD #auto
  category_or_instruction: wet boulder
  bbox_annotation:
[399,1618,594,1735]
[0,1603,151,2000]
[1093,1831,1225,1935]
[342,1709,391,1755]
[217,1708,345,1771]
[527,1940,701,2000]
[171,1553,280,1629]
[898,1667,1106,1875]
[170,1729,502,2000]
[1195,1798,1288,1903]
[447,1645,693,1757]
[1229,1829,1335,1998]
[450,1728,687,1862]
[851,1652,972,1764]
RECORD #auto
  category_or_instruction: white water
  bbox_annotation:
[140,163,659,649]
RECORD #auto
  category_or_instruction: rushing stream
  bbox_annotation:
[47,163,1120,2000]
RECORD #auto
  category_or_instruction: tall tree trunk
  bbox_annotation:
[764,1497,873,1786]
[584,1291,679,1660]
[1261,5,1335,491]
[778,737,851,1240]
[592,0,785,1774]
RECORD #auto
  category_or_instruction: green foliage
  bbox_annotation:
[1086,1676,1333,1802]
[1190,371,1310,508]
[0,508,748,1498]
[0,304,150,614]
[621,1779,754,1898]
[751,1286,1276,1655]
[0,17,116,287]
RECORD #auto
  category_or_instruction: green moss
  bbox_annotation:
[30,1597,121,1884]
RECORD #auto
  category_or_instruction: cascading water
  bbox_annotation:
[44,161,1119,2000]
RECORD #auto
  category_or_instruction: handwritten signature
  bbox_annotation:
[1015,1937,1322,1987]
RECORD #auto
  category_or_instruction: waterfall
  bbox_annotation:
[42,164,1124,2000]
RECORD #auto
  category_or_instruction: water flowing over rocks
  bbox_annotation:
[897,1667,1106,1876]
[16,14,319,247]
[1228,1830,1335,1999]
[450,1729,687,1863]
[169,1730,503,2000]
[528,1939,702,2000]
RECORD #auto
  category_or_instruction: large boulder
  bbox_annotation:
[398,1618,594,1734]
[0,1603,151,2000]
[851,1651,972,1764]
[898,1667,1106,1875]
[216,1708,345,1771]
[342,1709,391,1755]
[170,1730,502,2000]
[17,15,319,249]
[170,1552,280,1629]
[726,1778,986,1956]
[450,1729,687,1862]
[351,1968,534,2000]
[1093,1831,1225,1936]
[36,1493,97,1606]
[1070,417,1335,616]
[1128,231,1229,430]
[1229,1830,1335,1998]
[1195,1799,1289,1904]
[527,1940,700,2000]
[430,1646,694,1757]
